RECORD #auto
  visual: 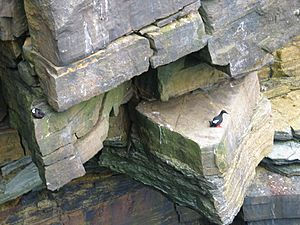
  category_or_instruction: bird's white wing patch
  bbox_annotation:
[212,119,219,124]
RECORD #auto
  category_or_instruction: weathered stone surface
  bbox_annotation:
[200,0,300,76]
[0,156,43,205]
[270,90,300,139]
[1,64,132,190]
[244,166,300,223]
[141,12,208,68]
[162,62,226,101]
[274,36,300,77]
[0,128,24,166]
[100,73,273,224]
[0,0,27,41]
[17,60,39,87]
[0,39,23,68]
[25,0,197,66]
[75,117,109,163]
[260,141,300,177]
[155,1,201,27]
[0,171,186,225]
[135,58,227,101]
[104,106,130,148]
[32,34,151,111]
[248,219,300,225]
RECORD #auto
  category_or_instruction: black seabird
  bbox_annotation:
[31,108,45,119]
[209,110,228,128]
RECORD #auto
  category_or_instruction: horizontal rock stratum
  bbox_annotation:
[100,73,274,224]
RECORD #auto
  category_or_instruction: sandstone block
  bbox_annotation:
[32,35,151,111]
[25,0,197,65]
[141,12,208,68]
[100,73,274,224]
[270,90,300,139]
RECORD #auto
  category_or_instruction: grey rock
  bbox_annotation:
[32,34,152,111]
[1,156,32,177]
[0,0,27,41]
[17,60,39,87]
[1,65,131,190]
[248,219,300,225]
[200,0,300,76]
[44,154,85,191]
[261,158,300,177]
[244,166,300,222]
[25,0,198,65]
[104,106,130,148]
[0,40,23,68]
[291,126,300,139]
[155,1,201,27]
[100,73,273,225]
[141,12,208,68]
[260,141,300,177]
[0,157,43,205]
[267,141,300,163]
[274,130,293,141]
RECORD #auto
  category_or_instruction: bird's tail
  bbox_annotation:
[209,121,213,127]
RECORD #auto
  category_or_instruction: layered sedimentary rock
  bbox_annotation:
[135,57,227,101]
[0,128,24,165]
[27,9,207,112]
[141,11,208,68]
[0,64,132,190]
[24,0,200,66]
[0,0,27,41]
[0,156,43,205]
[244,166,300,225]
[199,0,300,76]
[30,35,151,111]
[100,73,273,224]
[0,169,211,225]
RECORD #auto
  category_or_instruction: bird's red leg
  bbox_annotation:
[216,124,222,128]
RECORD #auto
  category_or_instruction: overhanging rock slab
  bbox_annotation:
[100,73,274,224]
[32,35,152,112]
[25,0,198,65]
[141,11,208,68]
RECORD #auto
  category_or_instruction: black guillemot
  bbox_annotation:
[31,108,45,119]
[209,110,228,128]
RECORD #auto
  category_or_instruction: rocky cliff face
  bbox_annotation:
[0,0,300,224]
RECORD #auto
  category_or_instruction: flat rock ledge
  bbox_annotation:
[32,35,152,112]
[261,141,300,177]
[244,166,300,225]
[100,73,274,224]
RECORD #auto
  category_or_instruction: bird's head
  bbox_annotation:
[220,110,228,114]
